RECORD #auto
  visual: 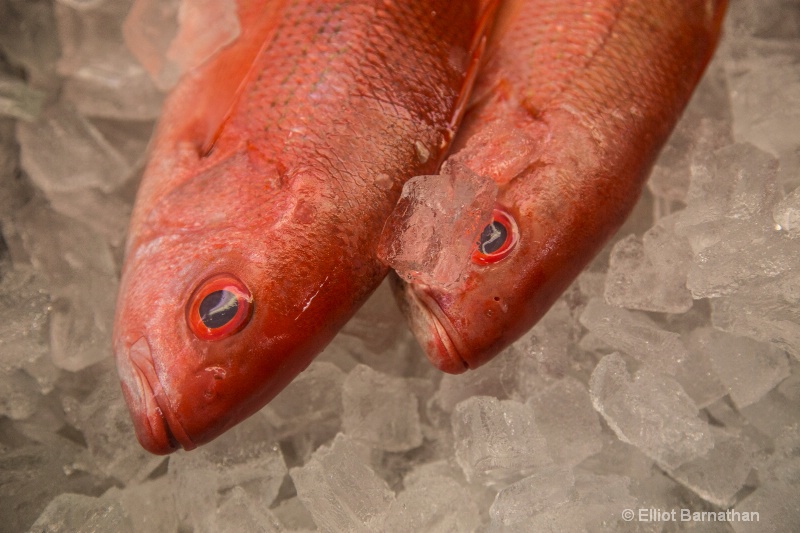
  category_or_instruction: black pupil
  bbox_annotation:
[478,221,508,255]
[199,290,239,329]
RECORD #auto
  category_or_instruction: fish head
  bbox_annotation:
[114,151,358,454]
[393,115,637,373]
[391,201,560,374]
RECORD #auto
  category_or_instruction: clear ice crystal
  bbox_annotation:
[104,478,179,533]
[61,368,163,483]
[289,433,395,532]
[488,466,576,532]
[29,493,134,533]
[589,353,713,470]
[377,160,498,288]
[385,466,482,533]
[342,364,423,452]
[668,427,754,507]
[732,480,800,533]
[262,361,345,438]
[676,327,729,408]
[701,328,790,408]
[169,415,286,499]
[17,104,132,195]
[604,215,693,313]
[527,377,603,467]
[56,0,165,119]
[196,486,283,533]
[489,469,636,533]
[579,298,688,374]
[14,202,118,371]
[452,396,552,487]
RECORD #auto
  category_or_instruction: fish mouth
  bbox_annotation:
[398,278,469,374]
[124,337,195,454]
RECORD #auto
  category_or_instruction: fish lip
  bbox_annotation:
[405,282,470,374]
[127,337,196,454]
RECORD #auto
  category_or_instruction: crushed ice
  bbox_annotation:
[1,0,799,531]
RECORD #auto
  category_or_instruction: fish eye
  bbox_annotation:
[187,274,253,340]
[472,208,519,265]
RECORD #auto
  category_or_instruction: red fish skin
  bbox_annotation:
[392,0,728,373]
[114,0,497,454]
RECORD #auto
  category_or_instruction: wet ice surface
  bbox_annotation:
[377,159,497,289]
[1,0,799,532]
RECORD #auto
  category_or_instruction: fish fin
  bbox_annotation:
[446,0,502,144]
[155,0,288,157]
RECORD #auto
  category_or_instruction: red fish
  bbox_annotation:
[389,0,728,373]
[114,0,496,454]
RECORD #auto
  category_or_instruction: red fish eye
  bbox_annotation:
[472,208,519,265]
[187,274,253,340]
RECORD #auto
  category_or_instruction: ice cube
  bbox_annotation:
[740,383,800,441]
[169,416,287,508]
[527,377,603,467]
[0,265,51,379]
[505,300,576,383]
[289,433,395,532]
[29,493,134,532]
[385,468,482,533]
[648,67,733,206]
[377,160,498,288]
[732,480,800,533]
[0,431,106,533]
[262,361,345,439]
[604,216,693,313]
[675,327,729,408]
[579,432,654,481]
[452,396,552,486]
[579,298,688,374]
[55,1,165,119]
[48,188,132,248]
[123,0,240,90]
[326,280,422,376]
[711,282,800,361]
[687,222,798,299]
[727,39,800,158]
[433,356,510,413]
[490,469,636,533]
[197,486,283,533]
[61,365,163,483]
[668,427,754,507]
[13,202,118,371]
[699,328,790,407]
[17,105,132,195]
[271,496,317,532]
[342,364,423,452]
[104,478,179,533]
[589,353,713,469]
[488,466,576,532]
[676,143,781,256]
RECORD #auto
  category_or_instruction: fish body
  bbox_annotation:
[393,0,727,373]
[114,0,495,453]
